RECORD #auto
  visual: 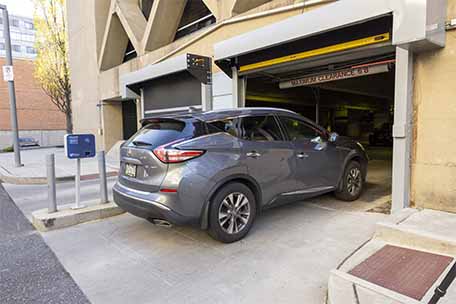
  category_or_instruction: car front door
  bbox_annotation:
[239,115,298,206]
[279,116,341,192]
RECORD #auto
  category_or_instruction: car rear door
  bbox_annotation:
[279,116,341,191]
[237,115,298,206]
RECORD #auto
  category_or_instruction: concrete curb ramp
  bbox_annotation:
[327,208,456,304]
[32,201,125,232]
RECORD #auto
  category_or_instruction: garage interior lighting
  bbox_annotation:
[239,33,391,73]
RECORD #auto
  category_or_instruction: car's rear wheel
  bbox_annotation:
[208,183,256,243]
[335,161,364,201]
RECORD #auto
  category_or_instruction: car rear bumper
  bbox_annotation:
[113,183,198,226]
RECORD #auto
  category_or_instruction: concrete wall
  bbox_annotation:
[411,0,456,213]
[67,0,103,150]
[0,130,65,149]
[212,72,234,109]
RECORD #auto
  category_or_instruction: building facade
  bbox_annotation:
[67,0,456,214]
[0,14,66,148]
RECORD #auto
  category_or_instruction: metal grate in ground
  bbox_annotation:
[349,245,453,300]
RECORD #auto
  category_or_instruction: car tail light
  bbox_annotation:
[153,143,205,164]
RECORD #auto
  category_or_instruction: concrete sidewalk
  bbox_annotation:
[328,208,456,304]
[0,147,119,184]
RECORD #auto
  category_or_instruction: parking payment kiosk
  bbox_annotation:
[64,134,96,209]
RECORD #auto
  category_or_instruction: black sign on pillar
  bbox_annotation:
[187,54,212,85]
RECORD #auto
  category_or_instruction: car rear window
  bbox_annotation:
[126,119,206,148]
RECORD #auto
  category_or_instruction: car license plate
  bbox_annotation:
[125,163,137,178]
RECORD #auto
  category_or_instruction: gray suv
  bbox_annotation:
[113,108,368,243]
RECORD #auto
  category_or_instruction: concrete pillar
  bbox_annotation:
[232,66,239,108]
[391,47,414,213]
[239,77,246,108]
[201,83,213,111]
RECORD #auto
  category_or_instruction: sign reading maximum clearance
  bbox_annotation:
[279,64,389,89]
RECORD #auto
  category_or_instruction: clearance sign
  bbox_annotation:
[279,63,390,89]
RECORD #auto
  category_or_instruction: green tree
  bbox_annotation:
[33,0,72,133]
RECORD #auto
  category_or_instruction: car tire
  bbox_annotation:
[335,161,364,202]
[208,182,256,243]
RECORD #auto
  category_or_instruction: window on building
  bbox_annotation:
[12,45,21,52]
[0,17,3,25]
[174,0,215,40]
[10,32,21,40]
[0,43,5,50]
[24,21,34,30]
[11,19,20,27]
[240,116,283,142]
[23,34,34,42]
[26,46,36,54]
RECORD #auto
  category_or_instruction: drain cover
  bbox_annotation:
[349,245,453,300]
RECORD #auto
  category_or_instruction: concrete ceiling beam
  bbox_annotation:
[202,0,219,19]
[231,0,272,14]
[116,0,147,55]
[141,0,187,53]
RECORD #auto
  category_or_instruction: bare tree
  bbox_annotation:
[34,0,72,133]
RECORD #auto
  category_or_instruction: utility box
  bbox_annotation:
[64,134,96,159]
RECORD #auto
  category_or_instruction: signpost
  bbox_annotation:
[1,4,22,167]
[64,134,96,209]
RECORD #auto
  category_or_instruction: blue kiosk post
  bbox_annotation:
[64,134,96,209]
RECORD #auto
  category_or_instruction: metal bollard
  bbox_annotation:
[46,154,57,213]
[98,151,108,204]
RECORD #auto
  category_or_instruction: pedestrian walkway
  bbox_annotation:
[0,148,119,184]
[0,184,89,304]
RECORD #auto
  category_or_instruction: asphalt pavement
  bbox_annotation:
[0,184,90,304]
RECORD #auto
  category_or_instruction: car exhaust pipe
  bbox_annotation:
[151,219,173,228]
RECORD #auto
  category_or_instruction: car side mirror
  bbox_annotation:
[310,136,323,144]
[328,132,339,143]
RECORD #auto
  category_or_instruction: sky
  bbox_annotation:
[0,0,34,18]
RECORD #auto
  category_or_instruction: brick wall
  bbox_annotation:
[0,57,66,131]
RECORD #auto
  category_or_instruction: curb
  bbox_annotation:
[32,201,125,232]
[0,171,118,185]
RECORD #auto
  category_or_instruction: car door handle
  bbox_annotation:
[297,152,309,159]
[246,151,262,158]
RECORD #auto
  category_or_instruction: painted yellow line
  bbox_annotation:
[239,33,391,73]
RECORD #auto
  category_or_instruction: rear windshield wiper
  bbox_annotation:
[131,140,152,146]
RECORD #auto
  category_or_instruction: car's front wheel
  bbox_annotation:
[208,183,256,243]
[335,161,364,201]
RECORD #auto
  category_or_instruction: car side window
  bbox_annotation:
[207,118,240,137]
[280,117,321,141]
[240,116,283,142]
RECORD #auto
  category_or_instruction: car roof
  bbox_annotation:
[143,107,298,121]
[140,107,325,132]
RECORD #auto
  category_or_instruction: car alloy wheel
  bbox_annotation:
[347,167,362,196]
[218,192,251,234]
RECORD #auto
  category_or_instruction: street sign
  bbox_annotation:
[3,65,14,82]
[64,134,96,159]
[279,63,390,89]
